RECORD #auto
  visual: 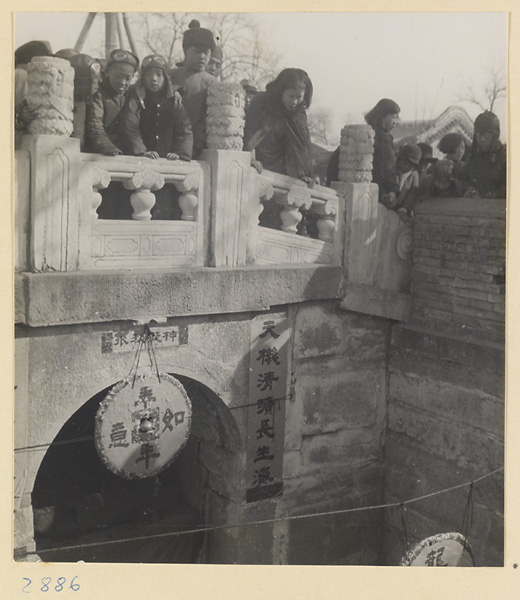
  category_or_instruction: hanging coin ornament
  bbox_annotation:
[95,372,192,479]
[400,532,475,567]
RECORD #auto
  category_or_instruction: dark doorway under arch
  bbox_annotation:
[32,374,240,563]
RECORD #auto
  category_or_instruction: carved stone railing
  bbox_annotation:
[16,134,208,272]
[252,169,344,265]
[16,136,346,273]
[79,153,207,269]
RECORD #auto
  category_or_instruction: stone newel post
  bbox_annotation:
[206,82,246,150]
[26,56,74,137]
[336,124,380,286]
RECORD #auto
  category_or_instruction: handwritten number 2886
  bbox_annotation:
[22,576,80,593]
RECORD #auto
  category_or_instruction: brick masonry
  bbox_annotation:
[383,197,505,566]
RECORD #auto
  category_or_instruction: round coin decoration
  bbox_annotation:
[95,372,192,479]
[400,532,475,567]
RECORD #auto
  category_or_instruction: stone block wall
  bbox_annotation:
[382,197,506,566]
[278,301,391,564]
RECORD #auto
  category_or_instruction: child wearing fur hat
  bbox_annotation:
[85,49,139,155]
[463,111,506,199]
[170,20,218,158]
[120,54,193,161]
[119,54,193,220]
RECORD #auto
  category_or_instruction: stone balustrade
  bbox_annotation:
[15,134,375,275]
[254,169,343,265]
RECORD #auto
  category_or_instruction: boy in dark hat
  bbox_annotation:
[170,20,218,158]
[85,48,139,155]
[463,111,506,199]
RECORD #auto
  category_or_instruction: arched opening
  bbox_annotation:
[32,374,241,563]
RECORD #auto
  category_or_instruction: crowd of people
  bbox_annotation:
[15,19,507,226]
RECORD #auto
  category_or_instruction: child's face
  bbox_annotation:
[184,45,211,72]
[206,56,222,78]
[281,85,305,111]
[143,67,165,93]
[448,141,465,162]
[106,62,135,95]
[475,131,495,152]
[396,158,413,175]
[381,112,399,133]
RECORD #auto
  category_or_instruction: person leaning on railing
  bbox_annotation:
[462,111,506,199]
[85,49,139,156]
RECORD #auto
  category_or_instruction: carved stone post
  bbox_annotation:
[21,134,81,272]
[206,83,245,150]
[26,57,74,137]
[123,170,165,221]
[276,185,313,234]
[174,172,200,221]
[338,124,374,183]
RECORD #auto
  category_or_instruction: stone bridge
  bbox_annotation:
[14,134,505,566]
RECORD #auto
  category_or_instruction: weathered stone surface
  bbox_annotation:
[16,265,344,327]
[388,372,504,433]
[342,283,411,321]
[294,301,347,359]
[298,369,384,434]
[388,400,503,469]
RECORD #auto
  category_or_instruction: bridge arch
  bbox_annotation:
[31,373,243,563]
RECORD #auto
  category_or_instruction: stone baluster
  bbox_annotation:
[91,167,111,219]
[276,185,313,234]
[123,170,165,221]
[258,179,274,224]
[174,172,200,221]
[313,197,338,242]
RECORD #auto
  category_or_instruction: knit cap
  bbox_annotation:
[474,111,500,136]
[182,20,216,52]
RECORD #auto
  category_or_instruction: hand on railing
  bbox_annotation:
[251,158,263,174]
[142,151,160,160]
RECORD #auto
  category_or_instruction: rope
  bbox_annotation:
[26,466,504,557]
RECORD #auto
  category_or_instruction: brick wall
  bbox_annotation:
[410,197,506,344]
[383,197,506,566]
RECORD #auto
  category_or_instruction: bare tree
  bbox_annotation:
[308,106,337,147]
[456,63,507,112]
[127,12,280,89]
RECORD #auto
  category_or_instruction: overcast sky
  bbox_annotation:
[15,12,508,142]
